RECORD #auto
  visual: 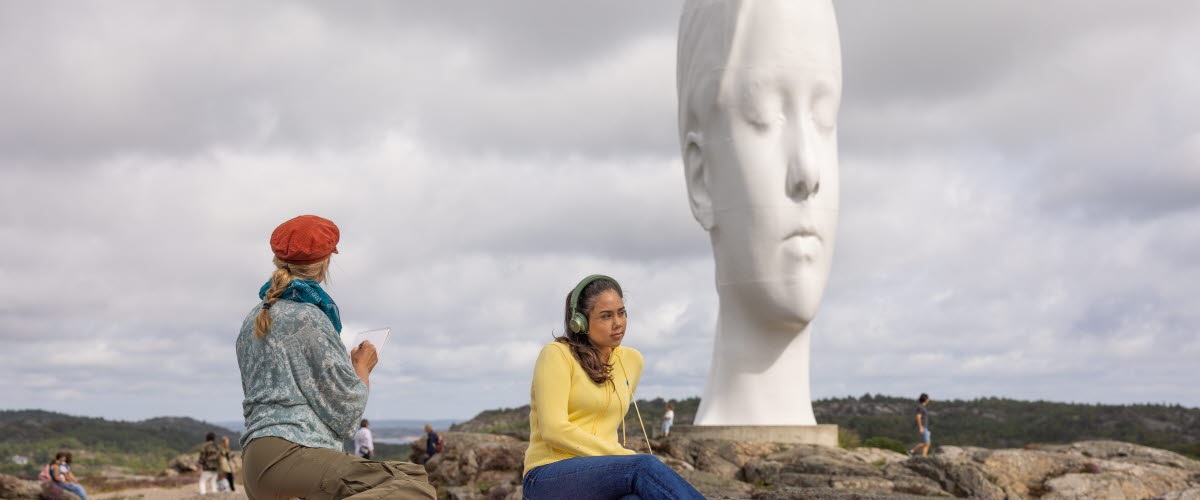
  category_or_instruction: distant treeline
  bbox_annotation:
[4,394,1197,479]
[0,410,239,478]
[450,395,1200,459]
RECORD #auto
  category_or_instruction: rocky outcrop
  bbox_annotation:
[413,433,1200,499]
[414,432,527,500]
[37,482,83,500]
[0,474,85,500]
[0,473,42,500]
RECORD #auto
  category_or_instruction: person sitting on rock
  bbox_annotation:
[48,452,88,500]
[521,275,705,500]
[236,215,435,500]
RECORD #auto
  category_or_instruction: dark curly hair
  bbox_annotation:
[555,277,622,384]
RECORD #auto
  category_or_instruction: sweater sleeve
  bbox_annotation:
[291,307,369,439]
[623,348,644,397]
[533,344,636,457]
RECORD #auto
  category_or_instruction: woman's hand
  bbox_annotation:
[351,341,378,388]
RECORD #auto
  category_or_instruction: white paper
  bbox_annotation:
[343,328,390,357]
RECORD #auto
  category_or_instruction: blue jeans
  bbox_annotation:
[522,454,704,500]
[56,482,88,500]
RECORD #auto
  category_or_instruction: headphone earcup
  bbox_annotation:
[570,312,588,334]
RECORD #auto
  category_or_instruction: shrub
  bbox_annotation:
[862,437,906,454]
[838,428,861,449]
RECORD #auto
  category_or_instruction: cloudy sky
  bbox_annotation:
[2,1,1198,424]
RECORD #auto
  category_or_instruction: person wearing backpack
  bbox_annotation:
[422,424,443,464]
[44,452,88,499]
[197,432,222,495]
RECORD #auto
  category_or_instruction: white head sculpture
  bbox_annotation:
[678,0,841,425]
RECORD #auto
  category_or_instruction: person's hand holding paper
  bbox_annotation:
[345,328,390,389]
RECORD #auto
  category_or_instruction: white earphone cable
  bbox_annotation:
[618,356,653,455]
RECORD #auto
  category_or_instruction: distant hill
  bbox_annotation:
[0,410,239,478]
[450,395,1200,459]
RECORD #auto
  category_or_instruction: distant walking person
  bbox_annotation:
[218,436,235,492]
[354,420,374,459]
[237,215,434,500]
[48,452,88,500]
[422,424,443,464]
[661,403,675,438]
[907,393,933,457]
[198,432,221,495]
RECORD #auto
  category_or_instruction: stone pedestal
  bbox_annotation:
[669,425,838,447]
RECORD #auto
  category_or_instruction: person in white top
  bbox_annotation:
[661,403,675,438]
[353,419,374,459]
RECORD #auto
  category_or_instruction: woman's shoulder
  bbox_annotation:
[272,301,335,331]
[540,341,572,357]
[616,346,644,370]
[617,345,643,361]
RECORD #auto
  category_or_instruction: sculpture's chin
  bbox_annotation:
[720,277,828,331]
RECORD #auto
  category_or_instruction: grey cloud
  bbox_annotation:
[4,0,1200,422]
[836,1,1200,221]
[0,1,684,166]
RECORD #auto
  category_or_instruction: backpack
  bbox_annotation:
[199,442,221,470]
[434,434,444,453]
[38,463,53,482]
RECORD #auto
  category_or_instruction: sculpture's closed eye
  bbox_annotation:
[810,85,839,133]
[740,86,785,134]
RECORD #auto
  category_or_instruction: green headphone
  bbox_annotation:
[568,274,622,334]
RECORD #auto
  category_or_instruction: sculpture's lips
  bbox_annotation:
[783,229,822,260]
[784,229,822,242]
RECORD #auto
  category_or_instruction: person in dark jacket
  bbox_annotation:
[422,424,442,464]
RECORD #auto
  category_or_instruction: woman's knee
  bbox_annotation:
[629,454,663,470]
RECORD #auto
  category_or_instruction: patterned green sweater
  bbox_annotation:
[236,300,367,450]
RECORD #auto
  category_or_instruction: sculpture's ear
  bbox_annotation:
[683,131,715,231]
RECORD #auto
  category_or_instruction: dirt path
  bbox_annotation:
[93,485,247,500]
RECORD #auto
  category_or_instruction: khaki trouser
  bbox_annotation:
[242,437,435,500]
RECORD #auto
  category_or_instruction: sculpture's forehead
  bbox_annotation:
[726,0,841,73]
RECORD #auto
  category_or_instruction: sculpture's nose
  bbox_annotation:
[786,127,820,201]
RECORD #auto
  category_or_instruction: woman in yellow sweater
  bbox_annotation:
[522,275,704,500]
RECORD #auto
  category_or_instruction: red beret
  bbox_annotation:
[271,215,340,265]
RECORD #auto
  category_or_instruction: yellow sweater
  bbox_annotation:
[523,342,644,475]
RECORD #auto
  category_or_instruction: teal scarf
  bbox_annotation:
[259,279,342,333]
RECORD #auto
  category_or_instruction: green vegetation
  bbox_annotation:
[451,394,1200,459]
[816,394,1200,460]
[370,442,413,462]
[0,410,239,479]
[862,437,906,454]
[838,428,862,449]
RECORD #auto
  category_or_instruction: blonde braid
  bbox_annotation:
[253,257,331,339]
[254,264,294,339]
